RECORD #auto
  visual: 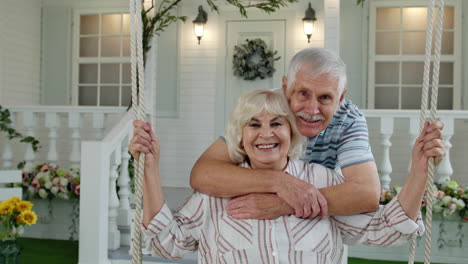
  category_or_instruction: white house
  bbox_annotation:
[1,0,467,263]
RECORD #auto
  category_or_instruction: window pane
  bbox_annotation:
[375,87,399,109]
[121,86,131,107]
[100,86,119,106]
[122,63,131,84]
[430,87,452,109]
[376,8,400,30]
[122,36,130,57]
[80,37,99,57]
[403,7,427,30]
[79,86,97,106]
[438,63,453,85]
[402,87,422,109]
[122,14,130,34]
[101,36,121,57]
[402,62,424,85]
[102,14,121,35]
[376,32,400,55]
[443,7,454,29]
[432,32,454,55]
[80,15,98,35]
[100,63,120,83]
[402,32,426,54]
[79,64,98,83]
[375,62,399,84]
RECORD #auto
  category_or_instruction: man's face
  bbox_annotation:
[282,70,347,137]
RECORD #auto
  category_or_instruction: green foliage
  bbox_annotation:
[356,0,366,7]
[0,106,41,165]
[206,0,298,18]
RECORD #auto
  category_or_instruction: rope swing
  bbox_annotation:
[408,0,445,263]
[129,0,146,263]
[127,0,446,263]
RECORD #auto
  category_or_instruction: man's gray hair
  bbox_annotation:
[285,48,347,96]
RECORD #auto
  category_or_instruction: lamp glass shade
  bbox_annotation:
[194,23,204,38]
[303,20,314,35]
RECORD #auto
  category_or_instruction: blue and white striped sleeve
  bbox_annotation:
[336,116,374,169]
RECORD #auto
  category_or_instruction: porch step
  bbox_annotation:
[0,170,22,200]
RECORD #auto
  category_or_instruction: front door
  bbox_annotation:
[223,20,286,128]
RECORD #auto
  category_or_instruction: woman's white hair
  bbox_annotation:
[225,89,305,164]
[285,48,347,97]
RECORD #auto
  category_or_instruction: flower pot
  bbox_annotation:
[0,240,20,264]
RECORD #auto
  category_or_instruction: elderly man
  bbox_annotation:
[190,48,444,219]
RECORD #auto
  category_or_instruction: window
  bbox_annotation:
[73,12,131,107]
[368,1,461,109]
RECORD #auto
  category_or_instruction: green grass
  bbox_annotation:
[17,238,440,264]
[18,238,78,264]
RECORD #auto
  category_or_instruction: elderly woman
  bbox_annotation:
[129,90,440,264]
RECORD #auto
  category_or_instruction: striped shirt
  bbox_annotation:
[143,160,423,264]
[302,98,374,169]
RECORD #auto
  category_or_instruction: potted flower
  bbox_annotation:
[0,197,38,263]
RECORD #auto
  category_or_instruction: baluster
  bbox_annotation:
[118,135,132,227]
[22,111,36,167]
[408,117,419,173]
[436,117,454,184]
[45,113,59,166]
[2,112,15,169]
[379,117,394,190]
[93,113,105,140]
[108,147,121,250]
[68,112,81,169]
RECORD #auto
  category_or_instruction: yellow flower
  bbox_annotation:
[16,201,33,213]
[6,197,21,206]
[19,211,37,225]
[0,202,14,215]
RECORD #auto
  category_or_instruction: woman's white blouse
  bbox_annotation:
[143,160,424,264]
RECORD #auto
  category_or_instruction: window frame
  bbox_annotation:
[71,7,130,107]
[367,0,462,109]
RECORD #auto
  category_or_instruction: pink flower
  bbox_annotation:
[449,203,456,210]
[435,191,445,199]
[31,179,40,189]
[40,164,50,173]
[74,185,80,196]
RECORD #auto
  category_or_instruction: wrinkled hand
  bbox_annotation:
[422,120,445,166]
[128,120,160,167]
[275,173,328,219]
[226,193,294,220]
[411,121,445,174]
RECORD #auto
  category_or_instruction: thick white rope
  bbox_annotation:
[129,0,146,263]
[408,0,445,263]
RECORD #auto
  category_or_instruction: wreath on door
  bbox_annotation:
[232,38,281,81]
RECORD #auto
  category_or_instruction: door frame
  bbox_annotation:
[215,10,296,137]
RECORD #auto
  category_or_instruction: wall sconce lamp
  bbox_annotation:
[303,3,317,43]
[193,5,208,44]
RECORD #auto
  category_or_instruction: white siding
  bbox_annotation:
[0,0,42,105]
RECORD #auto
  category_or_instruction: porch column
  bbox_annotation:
[379,117,394,190]
[436,117,454,183]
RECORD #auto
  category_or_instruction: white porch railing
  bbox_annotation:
[0,106,126,170]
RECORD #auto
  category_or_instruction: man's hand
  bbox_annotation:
[275,173,328,218]
[226,194,294,220]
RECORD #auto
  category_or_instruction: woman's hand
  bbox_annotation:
[128,120,160,167]
[411,121,445,175]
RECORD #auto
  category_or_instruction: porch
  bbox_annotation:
[1,106,467,263]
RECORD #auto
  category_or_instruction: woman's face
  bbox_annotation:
[242,110,291,171]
